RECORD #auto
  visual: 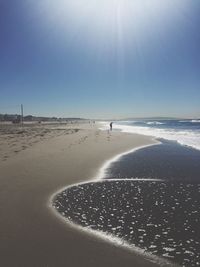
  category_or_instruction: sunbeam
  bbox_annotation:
[36,0,190,51]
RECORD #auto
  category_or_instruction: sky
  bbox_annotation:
[0,0,200,119]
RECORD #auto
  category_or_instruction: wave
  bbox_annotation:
[100,122,200,151]
[191,119,200,123]
[146,121,165,125]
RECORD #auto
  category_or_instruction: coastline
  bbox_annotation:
[0,122,160,267]
[97,142,160,180]
[52,134,200,267]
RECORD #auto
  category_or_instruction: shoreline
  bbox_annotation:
[50,186,173,267]
[97,141,160,180]
[49,135,171,266]
[50,135,177,267]
[52,136,200,267]
[0,122,162,267]
[49,141,160,200]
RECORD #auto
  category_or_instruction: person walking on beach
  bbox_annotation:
[110,122,113,131]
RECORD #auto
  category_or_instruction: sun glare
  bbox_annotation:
[36,0,189,53]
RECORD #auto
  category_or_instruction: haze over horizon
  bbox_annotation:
[0,1,200,119]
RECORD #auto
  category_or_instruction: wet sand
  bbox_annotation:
[0,122,160,267]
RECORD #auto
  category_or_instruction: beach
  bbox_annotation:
[1,0,199,266]
[0,122,160,267]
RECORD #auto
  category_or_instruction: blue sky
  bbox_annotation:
[0,0,200,119]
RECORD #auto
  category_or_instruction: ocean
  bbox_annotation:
[53,119,200,267]
[104,119,200,151]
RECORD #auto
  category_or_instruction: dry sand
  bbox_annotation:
[0,122,161,267]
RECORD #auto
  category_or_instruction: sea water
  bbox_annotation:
[100,119,200,151]
[54,119,200,266]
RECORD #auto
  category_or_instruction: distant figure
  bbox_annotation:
[110,122,113,131]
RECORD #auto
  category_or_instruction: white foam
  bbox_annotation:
[97,142,159,180]
[146,121,165,125]
[103,178,164,181]
[49,200,173,266]
[98,121,111,131]
[191,119,200,123]
[50,176,173,267]
[106,123,200,151]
